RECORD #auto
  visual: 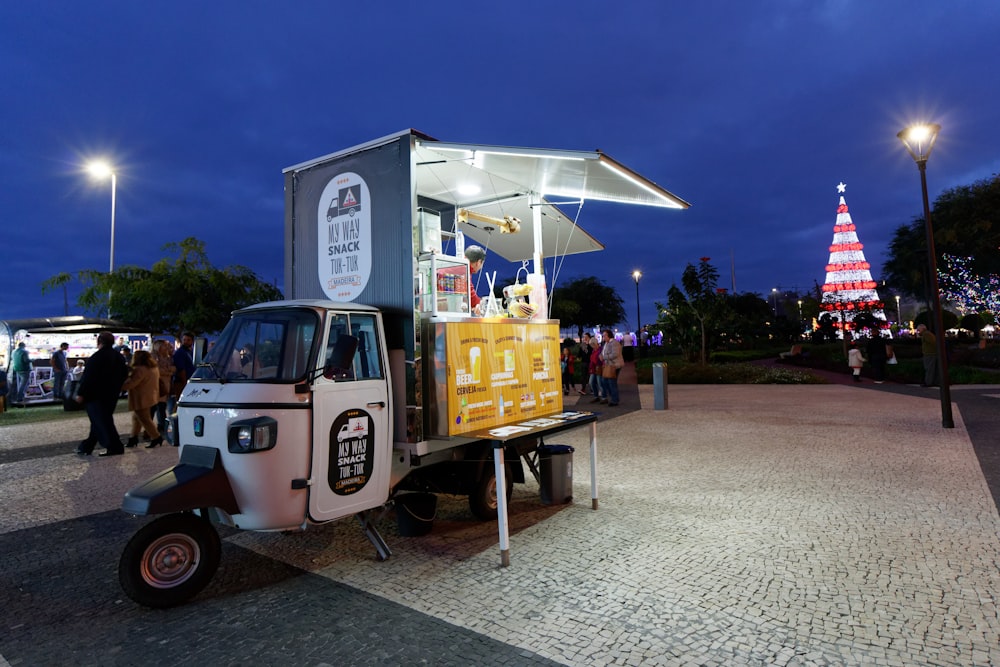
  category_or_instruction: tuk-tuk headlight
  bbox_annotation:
[228,417,278,453]
[235,426,253,449]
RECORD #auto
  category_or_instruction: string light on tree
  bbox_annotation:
[938,254,1000,314]
[819,183,887,336]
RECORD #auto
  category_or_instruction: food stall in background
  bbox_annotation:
[0,317,150,404]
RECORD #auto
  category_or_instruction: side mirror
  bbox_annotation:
[323,335,359,380]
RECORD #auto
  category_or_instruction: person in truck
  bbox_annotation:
[465,245,487,316]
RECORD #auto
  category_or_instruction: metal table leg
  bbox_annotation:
[589,421,599,510]
[493,441,510,567]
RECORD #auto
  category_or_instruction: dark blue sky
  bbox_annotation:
[3,2,999,328]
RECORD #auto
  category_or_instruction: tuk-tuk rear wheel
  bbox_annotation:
[469,466,514,520]
[119,512,221,608]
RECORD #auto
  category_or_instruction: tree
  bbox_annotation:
[814,313,839,343]
[550,276,626,337]
[938,254,1000,315]
[883,174,1000,298]
[657,259,723,365]
[797,294,822,330]
[914,309,959,332]
[882,220,930,300]
[960,313,985,337]
[717,292,771,348]
[932,174,1000,277]
[852,311,878,335]
[42,237,282,335]
[44,272,74,316]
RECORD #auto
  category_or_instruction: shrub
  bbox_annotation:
[637,360,825,384]
[711,349,785,364]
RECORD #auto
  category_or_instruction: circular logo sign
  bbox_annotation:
[317,172,372,301]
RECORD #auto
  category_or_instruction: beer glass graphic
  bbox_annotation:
[470,346,481,383]
[503,349,515,372]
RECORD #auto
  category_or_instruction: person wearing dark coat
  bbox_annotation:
[866,334,890,384]
[75,331,129,457]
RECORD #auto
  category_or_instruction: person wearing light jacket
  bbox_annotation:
[847,341,866,383]
[600,329,623,407]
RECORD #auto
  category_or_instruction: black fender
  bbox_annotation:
[122,445,240,517]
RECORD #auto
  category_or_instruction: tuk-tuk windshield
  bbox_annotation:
[194,309,320,382]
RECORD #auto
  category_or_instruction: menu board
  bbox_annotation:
[444,320,563,436]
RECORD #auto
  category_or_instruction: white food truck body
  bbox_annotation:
[118,129,688,607]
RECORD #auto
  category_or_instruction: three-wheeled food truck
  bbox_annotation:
[118,129,689,607]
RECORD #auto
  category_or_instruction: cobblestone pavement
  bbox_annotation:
[2,380,999,666]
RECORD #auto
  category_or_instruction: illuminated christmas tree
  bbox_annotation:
[820,183,887,336]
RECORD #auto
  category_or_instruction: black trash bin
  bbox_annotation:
[395,492,437,536]
[538,444,574,505]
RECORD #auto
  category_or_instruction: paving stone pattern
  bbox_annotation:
[1,383,999,666]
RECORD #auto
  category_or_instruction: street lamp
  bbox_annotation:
[87,161,117,272]
[797,299,803,332]
[895,295,901,327]
[86,161,117,316]
[771,288,778,315]
[898,122,953,428]
[632,270,642,358]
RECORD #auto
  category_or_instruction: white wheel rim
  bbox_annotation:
[141,532,202,589]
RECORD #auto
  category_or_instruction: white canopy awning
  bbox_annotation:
[414,139,689,262]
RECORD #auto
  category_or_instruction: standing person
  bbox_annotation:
[560,342,575,395]
[10,341,31,406]
[600,329,624,407]
[847,340,866,382]
[577,333,593,395]
[622,331,634,363]
[67,359,86,400]
[51,342,70,399]
[866,335,889,384]
[121,350,163,448]
[152,340,175,443]
[74,331,128,457]
[917,323,938,387]
[588,337,605,403]
[464,245,487,316]
[169,332,196,445]
[0,362,8,413]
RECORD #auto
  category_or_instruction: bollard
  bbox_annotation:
[652,362,668,410]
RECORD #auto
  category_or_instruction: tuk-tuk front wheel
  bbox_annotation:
[119,512,221,608]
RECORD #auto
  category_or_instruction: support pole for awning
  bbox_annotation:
[527,193,550,319]
[531,193,543,274]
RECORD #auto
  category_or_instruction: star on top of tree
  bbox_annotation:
[837,182,847,193]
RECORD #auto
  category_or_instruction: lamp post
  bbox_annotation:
[898,123,953,428]
[632,270,642,359]
[771,287,778,315]
[895,295,901,328]
[86,161,116,316]
[797,299,803,333]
